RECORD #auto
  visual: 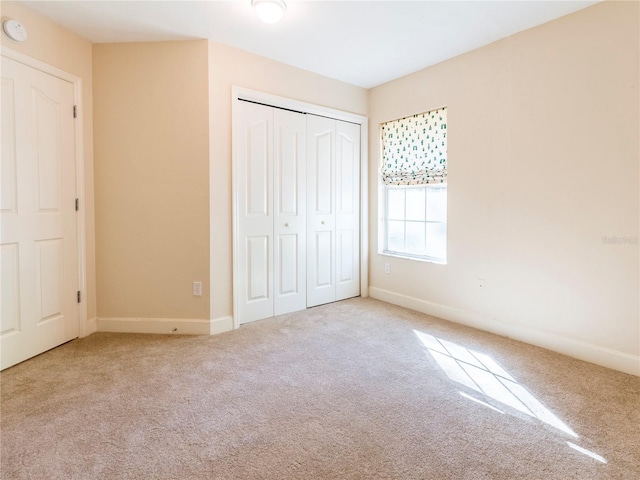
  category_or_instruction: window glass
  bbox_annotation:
[387,188,405,220]
[406,188,426,222]
[387,220,405,253]
[427,187,447,223]
[426,222,447,260]
[406,222,426,256]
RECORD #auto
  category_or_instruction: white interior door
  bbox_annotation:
[235,102,307,323]
[273,109,306,315]
[1,56,79,370]
[306,115,336,308]
[235,101,274,324]
[335,121,360,301]
[306,115,360,308]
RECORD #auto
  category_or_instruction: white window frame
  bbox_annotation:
[382,183,447,264]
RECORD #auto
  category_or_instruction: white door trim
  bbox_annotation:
[230,86,369,330]
[1,46,89,337]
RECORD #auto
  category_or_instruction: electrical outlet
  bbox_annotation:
[384,263,390,274]
[478,278,486,289]
[193,281,202,296]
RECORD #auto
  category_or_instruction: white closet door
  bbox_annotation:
[273,109,306,315]
[335,121,360,301]
[236,101,274,324]
[306,115,336,307]
[1,56,78,369]
[307,115,360,308]
[235,99,361,320]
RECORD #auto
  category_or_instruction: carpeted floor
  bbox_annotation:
[1,297,639,479]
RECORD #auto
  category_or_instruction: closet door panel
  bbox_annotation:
[278,234,298,293]
[335,121,360,301]
[274,109,306,315]
[314,131,333,215]
[315,230,333,286]
[247,235,270,301]
[307,115,336,307]
[247,122,270,216]
[337,229,354,284]
[236,102,274,323]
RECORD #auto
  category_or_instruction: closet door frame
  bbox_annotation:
[231,86,369,329]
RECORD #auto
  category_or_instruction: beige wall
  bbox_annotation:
[208,42,368,320]
[93,41,210,320]
[369,1,639,364]
[1,2,97,325]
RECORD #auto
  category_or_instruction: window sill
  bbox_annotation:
[380,250,447,265]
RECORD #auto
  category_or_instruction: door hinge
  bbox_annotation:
[77,291,81,303]
[75,198,79,211]
[73,105,77,118]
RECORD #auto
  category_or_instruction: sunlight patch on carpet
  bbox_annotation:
[459,391,505,415]
[567,442,607,464]
[414,330,578,438]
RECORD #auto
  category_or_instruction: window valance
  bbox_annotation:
[380,107,447,185]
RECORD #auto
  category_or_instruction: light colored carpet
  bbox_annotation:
[1,297,639,479]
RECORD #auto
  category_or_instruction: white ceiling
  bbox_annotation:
[20,0,600,88]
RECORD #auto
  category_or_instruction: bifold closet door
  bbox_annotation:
[306,115,360,308]
[273,108,306,316]
[235,101,306,324]
[236,101,273,323]
[334,120,361,301]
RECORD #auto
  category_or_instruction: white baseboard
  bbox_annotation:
[82,317,97,337]
[210,316,234,335]
[97,317,210,335]
[369,287,640,377]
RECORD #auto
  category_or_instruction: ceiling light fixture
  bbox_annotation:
[252,0,287,24]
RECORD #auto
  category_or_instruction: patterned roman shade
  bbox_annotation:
[380,107,447,185]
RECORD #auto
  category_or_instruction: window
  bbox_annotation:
[380,108,447,263]
[385,185,447,260]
